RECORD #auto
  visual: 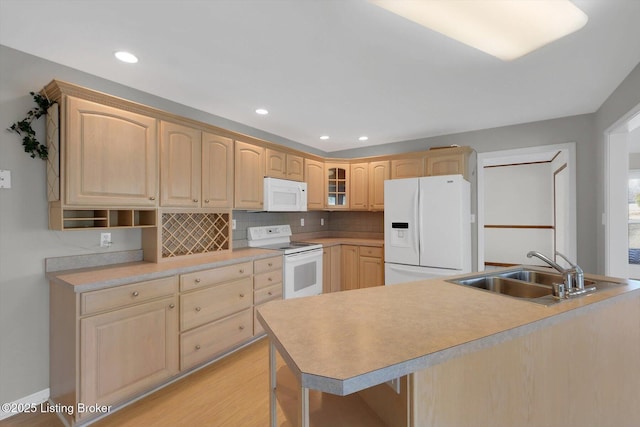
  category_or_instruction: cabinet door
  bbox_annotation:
[80,297,178,411]
[305,158,325,210]
[66,96,158,206]
[323,247,331,294]
[350,163,369,210]
[369,161,389,210]
[160,121,201,207]
[359,256,384,288]
[286,154,304,181]
[265,149,287,179]
[326,163,350,209]
[341,245,359,290]
[425,151,467,178]
[234,141,265,209]
[202,132,234,208]
[391,158,423,179]
[330,245,342,292]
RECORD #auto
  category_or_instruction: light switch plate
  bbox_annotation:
[0,170,11,189]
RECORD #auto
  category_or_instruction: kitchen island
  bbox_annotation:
[257,269,640,427]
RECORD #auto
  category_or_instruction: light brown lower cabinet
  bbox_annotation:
[336,244,384,292]
[50,257,283,426]
[323,245,342,293]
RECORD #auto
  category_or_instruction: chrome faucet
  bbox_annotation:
[526,250,585,292]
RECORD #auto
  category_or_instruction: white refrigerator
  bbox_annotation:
[384,175,471,285]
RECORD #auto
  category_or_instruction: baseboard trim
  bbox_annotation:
[0,388,50,421]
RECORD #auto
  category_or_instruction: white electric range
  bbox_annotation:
[247,225,323,299]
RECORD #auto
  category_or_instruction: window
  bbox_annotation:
[628,170,640,264]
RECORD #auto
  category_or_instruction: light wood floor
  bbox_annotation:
[2,338,386,427]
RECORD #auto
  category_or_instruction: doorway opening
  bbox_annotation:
[605,105,640,279]
[477,143,577,271]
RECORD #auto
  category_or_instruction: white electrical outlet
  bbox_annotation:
[300,218,304,226]
[0,170,11,189]
[232,219,237,230]
[321,218,324,226]
[100,233,112,248]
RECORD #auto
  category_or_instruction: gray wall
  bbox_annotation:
[1,42,639,407]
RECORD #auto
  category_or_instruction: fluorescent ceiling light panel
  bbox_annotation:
[370,0,588,61]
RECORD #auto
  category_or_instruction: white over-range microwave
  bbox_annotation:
[263,177,307,212]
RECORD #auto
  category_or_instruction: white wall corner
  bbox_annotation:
[0,388,50,421]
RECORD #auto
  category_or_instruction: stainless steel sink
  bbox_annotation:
[447,267,624,305]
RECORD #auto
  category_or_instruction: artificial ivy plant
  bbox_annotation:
[7,91,55,160]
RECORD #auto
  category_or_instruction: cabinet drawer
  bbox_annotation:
[254,269,283,290]
[180,309,252,371]
[81,276,177,316]
[180,277,252,331]
[359,246,383,258]
[254,256,282,274]
[254,282,282,305]
[180,261,252,292]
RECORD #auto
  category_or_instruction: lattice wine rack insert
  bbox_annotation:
[161,212,230,258]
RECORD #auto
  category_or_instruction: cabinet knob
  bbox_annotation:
[239,325,245,331]
[239,269,244,274]
[132,291,139,297]
[239,293,245,298]
[195,345,201,351]
[195,278,201,283]
[149,196,156,201]
[169,303,175,309]
[268,291,273,296]
[195,306,201,312]
[268,277,272,282]
[204,199,210,203]
[193,199,199,203]
[268,262,273,267]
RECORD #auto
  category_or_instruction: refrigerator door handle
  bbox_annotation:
[415,183,421,258]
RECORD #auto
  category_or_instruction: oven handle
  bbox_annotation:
[285,248,323,261]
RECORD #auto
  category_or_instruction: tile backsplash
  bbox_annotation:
[232,210,384,247]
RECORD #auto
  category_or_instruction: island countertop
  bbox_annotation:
[257,269,640,396]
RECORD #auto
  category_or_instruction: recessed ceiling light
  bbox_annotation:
[320,135,330,140]
[255,108,269,115]
[369,0,588,61]
[114,51,138,63]
[359,136,369,141]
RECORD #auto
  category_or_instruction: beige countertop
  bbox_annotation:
[257,269,640,396]
[47,247,280,292]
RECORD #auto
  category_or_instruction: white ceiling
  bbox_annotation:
[1,0,639,153]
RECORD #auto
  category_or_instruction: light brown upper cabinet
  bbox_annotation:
[305,158,325,210]
[265,149,304,182]
[201,132,234,208]
[160,121,201,207]
[160,122,234,208]
[326,163,350,210]
[425,146,475,181]
[391,157,424,179]
[66,96,158,206]
[350,162,369,210]
[368,161,389,211]
[235,141,265,209]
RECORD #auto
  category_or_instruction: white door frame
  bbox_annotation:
[477,143,577,270]
[604,102,640,278]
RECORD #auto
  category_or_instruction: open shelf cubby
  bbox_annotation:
[50,207,158,230]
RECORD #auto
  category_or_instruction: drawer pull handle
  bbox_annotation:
[268,277,272,281]
[268,291,273,296]
[132,291,139,297]
[239,325,245,330]
[149,196,156,201]
[195,306,201,312]
[239,269,244,274]
[239,293,245,298]
[268,262,273,267]
[204,199,210,203]
[193,199,199,203]
[169,303,175,309]
[195,345,201,350]
[195,278,201,283]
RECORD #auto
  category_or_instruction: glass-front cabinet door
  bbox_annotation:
[326,163,349,209]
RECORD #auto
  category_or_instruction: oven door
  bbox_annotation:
[283,249,323,299]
